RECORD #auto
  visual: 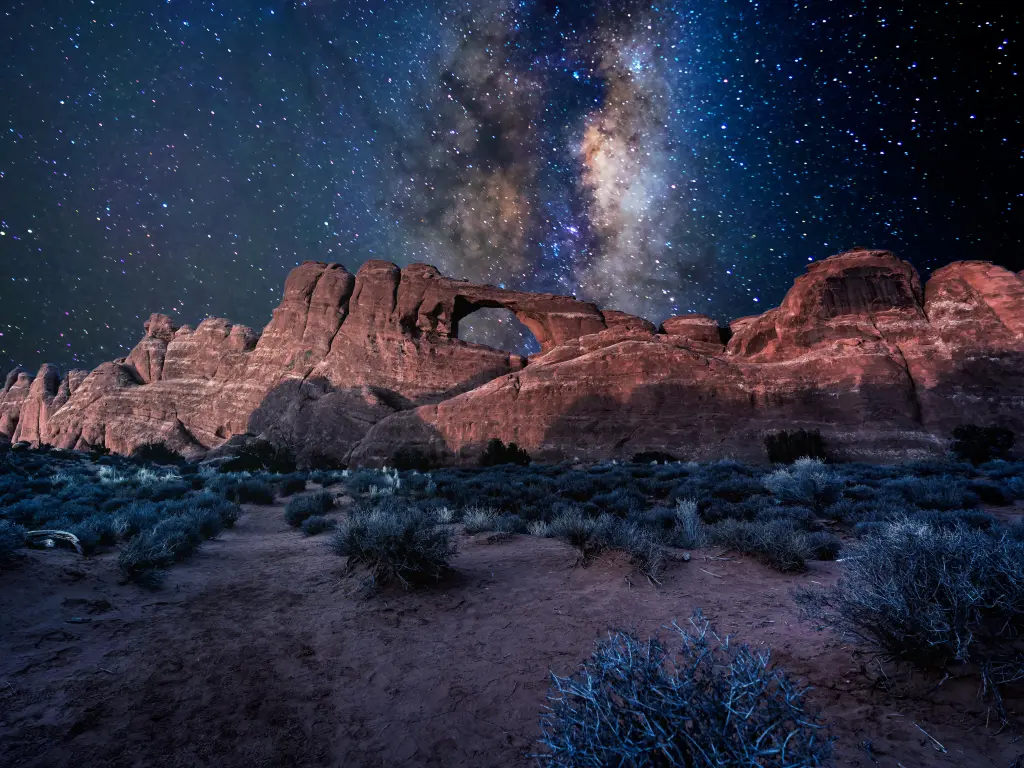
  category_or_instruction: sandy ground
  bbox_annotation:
[1,498,1022,768]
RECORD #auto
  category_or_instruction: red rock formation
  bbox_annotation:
[3,249,1022,465]
[350,250,1024,465]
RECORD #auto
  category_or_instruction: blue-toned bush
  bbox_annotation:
[284,490,334,527]
[537,612,833,767]
[0,519,26,567]
[301,515,337,536]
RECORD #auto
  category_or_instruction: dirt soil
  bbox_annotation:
[2,498,1022,768]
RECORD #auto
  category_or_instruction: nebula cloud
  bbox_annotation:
[394,1,541,288]
[573,10,696,320]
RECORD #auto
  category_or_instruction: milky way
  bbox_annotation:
[0,1,1019,366]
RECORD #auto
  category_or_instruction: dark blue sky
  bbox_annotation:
[0,0,1019,370]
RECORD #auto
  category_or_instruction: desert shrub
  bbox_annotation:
[609,520,667,580]
[916,509,996,531]
[1,496,59,527]
[391,446,436,472]
[301,515,337,536]
[967,479,1011,506]
[328,499,456,588]
[277,473,307,497]
[764,429,827,464]
[284,490,335,528]
[492,513,528,534]
[528,520,552,537]
[631,450,676,464]
[671,499,708,549]
[537,612,833,767]
[228,478,275,505]
[113,502,163,540]
[0,520,25,567]
[220,439,297,474]
[951,424,1015,465]
[145,479,191,502]
[710,518,809,572]
[56,501,95,523]
[640,505,677,531]
[215,499,242,528]
[346,468,400,496]
[1007,520,1024,542]
[591,487,645,517]
[309,469,348,487]
[117,514,209,586]
[805,531,842,561]
[148,515,205,561]
[130,442,184,465]
[555,473,599,502]
[763,458,842,514]
[479,438,531,467]
[68,515,118,555]
[462,506,498,534]
[884,476,979,511]
[548,509,614,564]
[117,534,171,586]
[797,519,1024,672]
[184,507,225,539]
[176,495,241,532]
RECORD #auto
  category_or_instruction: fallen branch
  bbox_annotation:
[25,530,84,556]
[699,567,723,579]
[912,722,947,753]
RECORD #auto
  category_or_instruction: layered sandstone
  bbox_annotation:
[2,249,1022,465]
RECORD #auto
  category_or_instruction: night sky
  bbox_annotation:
[0,1,1019,370]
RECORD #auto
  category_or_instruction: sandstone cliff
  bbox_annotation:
[2,249,1021,465]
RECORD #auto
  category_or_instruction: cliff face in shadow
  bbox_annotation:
[3,250,1024,465]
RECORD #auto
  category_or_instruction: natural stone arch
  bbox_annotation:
[452,301,542,356]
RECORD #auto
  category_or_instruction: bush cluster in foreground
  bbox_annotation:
[798,519,1024,673]
[329,499,456,588]
[537,612,833,767]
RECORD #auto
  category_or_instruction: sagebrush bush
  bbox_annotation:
[671,499,707,549]
[68,515,118,555]
[117,515,204,585]
[537,612,832,767]
[462,506,498,534]
[610,520,666,580]
[763,458,842,514]
[328,499,456,588]
[710,518,809,572]
[301,515,337,536]
[229,478,276,505]
[797,519,1024,671]
[0,519,26,567]
[277,473,307,497]
[548,509,611,563]
[805,531,842,561]
[884,475,979,511]
[284,490,335,528]
[113,502,163,540]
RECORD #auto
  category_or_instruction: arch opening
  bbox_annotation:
[455,307,541,357]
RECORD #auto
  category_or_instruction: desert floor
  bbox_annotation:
[2,495,1022,768]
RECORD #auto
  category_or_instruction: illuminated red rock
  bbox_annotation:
[2,249,1021,465]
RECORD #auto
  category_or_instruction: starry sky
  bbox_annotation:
[0,0,1020,370]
